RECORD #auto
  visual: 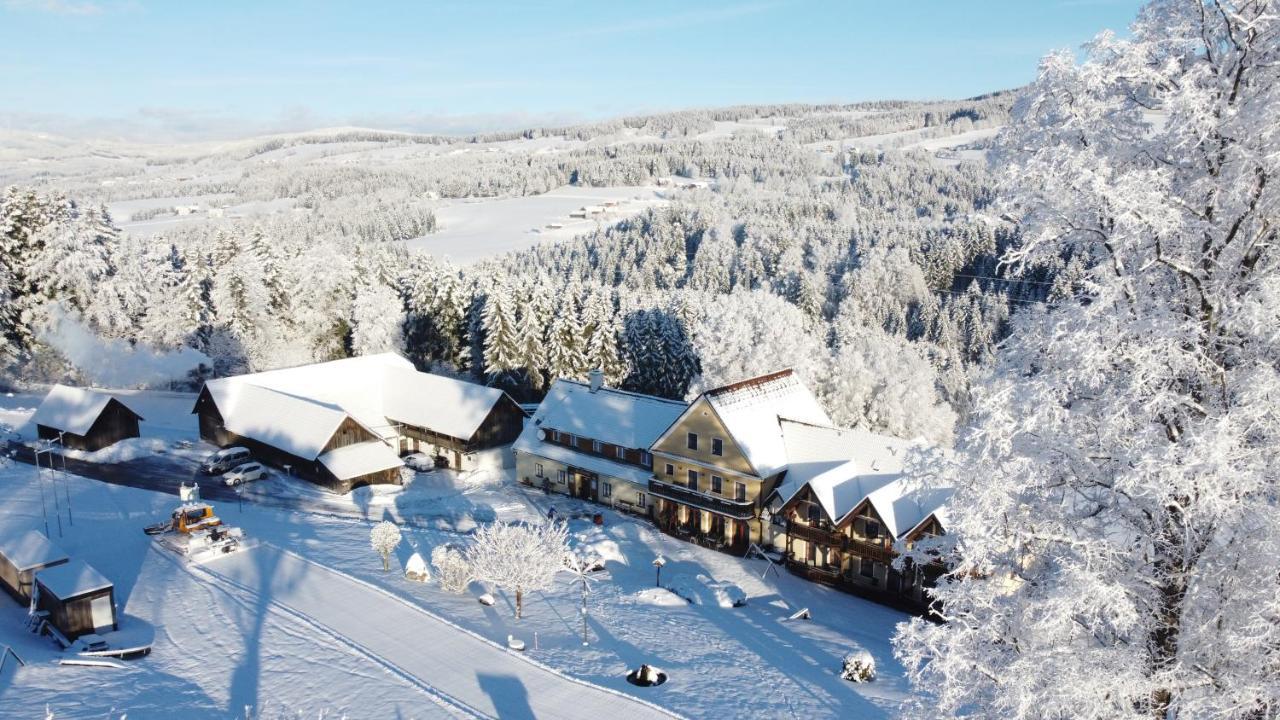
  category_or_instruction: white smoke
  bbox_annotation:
[39,307,210,388]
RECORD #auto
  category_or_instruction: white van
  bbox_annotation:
[202,446,252,475]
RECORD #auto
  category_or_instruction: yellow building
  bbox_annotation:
[513,372,687,516]
[648,370,831,554]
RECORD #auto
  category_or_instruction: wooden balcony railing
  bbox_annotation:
[785,520,896,564]
[648,478,756,520]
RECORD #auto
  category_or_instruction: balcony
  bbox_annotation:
[785,520,896,564]
[648,478,755,520]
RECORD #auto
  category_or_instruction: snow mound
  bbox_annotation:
[404,552,429,582]
[62,437,169,463]
[630,587,688,607]
[570,525,624,566]
[841,649,876,682]
[664,573,748,608]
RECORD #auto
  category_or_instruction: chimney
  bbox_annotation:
[588,369,604,393]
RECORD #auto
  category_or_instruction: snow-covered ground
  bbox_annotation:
[0,389,914,718]
[404,185,667,264]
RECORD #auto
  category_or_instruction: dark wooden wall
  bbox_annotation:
[38,398,141,452]
[35,585,116,640]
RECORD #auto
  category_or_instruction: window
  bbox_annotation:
[615,446,625,459]
[637,493,647,508]
[665,462,674,476]
[567,434,577,447]
[865,520,881,539]
[687,469,699,491]
[640,451,652,467]
[860,559,876,579]
[734,482,747,502]
[558,469,567,484]
[535,463,544,478]
[807,503,823,522]
[711,475,723,494]
[592,439,602,453]
[602,482,612,498]
[687,432,698,450]
[711,437,723,456]
[551,430,560,442]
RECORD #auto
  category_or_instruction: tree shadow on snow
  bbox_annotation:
[476,672,535,720]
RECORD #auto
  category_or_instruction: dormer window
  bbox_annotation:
[615,446,625,460]
[592,439,602,453]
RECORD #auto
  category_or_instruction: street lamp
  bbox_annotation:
[652,556,666,588]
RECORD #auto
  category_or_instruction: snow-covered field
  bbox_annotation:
[0,390,914,718]
[405,185,668,264]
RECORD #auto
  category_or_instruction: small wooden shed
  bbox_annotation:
[0,529,69,603]
[31,384,144,452]
[34,558,117,640]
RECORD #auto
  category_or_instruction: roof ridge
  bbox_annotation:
[557,378,688,406]
[703,368,795,397]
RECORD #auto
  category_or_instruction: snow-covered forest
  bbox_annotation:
[0,92,1026,444]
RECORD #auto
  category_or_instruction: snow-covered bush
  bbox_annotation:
[663,573,746,607]
[404,552,429,582]
[466,521,569,619]
[431,544,472,593]
[841,650,876,682]
[369,521,401,572]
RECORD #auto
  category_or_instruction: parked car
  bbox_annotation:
[403,453,434,472]
[223,462,268,486]
[202,446,252,475]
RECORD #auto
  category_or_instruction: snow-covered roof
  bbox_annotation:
[535,379,687,450]
[700,370,830,478]
[382,367,510,441]
[318,441,404,481]
[200,354,523,458]
[0,529,68,572]
[775,420,908,522]
[773,419,951,538]
[205,382,355,460]
[865,480,954,540]
[36,558,112,599]
[30,384,143,436]
[513,379,685,486]
[209,353,411,442]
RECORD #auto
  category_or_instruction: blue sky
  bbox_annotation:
[0,0,1145,141]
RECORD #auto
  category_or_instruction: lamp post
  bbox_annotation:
[653,556,666,588]
[55,432,72,526]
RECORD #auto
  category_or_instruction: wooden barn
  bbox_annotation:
[0,529,69,603]
[34,558,117,641]
[193,381,402,492]
[193,353,526,491]
[382,366,526,471]
[30,385,144,452]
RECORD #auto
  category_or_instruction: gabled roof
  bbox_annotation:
[772,419,952,539]
[0,529,68,572]
[382,366,513,441]
[864,480,954,540]
[36,558,112,599]
[696,370,831,478]
[203,382,358,460]
[774,420,907,522]
[318,441,404,482]
[513,379,686,482]
[31,384,143,436]
[532,379,687,450]
[208,353,412,441]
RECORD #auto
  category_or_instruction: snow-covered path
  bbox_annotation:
[199,545,678,720]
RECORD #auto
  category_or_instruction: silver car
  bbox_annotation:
[223,462,268,486]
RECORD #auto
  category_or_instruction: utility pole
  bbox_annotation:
[55,433,72,526]
[36,441,62,538]
[35,450,49,537]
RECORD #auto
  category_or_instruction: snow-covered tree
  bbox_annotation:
[896,3,1280,718]
[369,521,402,572]
[350,283,405,356]
[466,521,569,619]
[431,544,472,593]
